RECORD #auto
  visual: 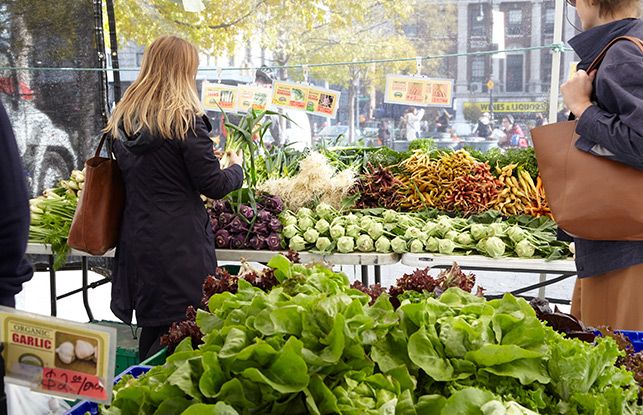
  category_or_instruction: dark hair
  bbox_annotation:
[594,0,640,17]
[255,65,275,84]
[503,115,515,124]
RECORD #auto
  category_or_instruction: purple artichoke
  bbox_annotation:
[252,222,270,236]
[218,212,234,227]
[239,204,255,221]
[215,229,230,248]
[211,199,228,215]
[266,233,282,251]
[227,216,249,233]
[210,217,219,231]
[257,210,272,223]
[261,195,284,214]
[248,235,267,250]
[269,217,283,232]
[230,234,246,250]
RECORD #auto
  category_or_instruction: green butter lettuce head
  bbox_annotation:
[485,237,506,258]
[391,237,408,254]
[289,235,307,251]
[375,236,391,253]
[515,239,535,258]
[356,234,375,252]
[316,237,332,252]
[337,236,355,253]
[330,224,346,240]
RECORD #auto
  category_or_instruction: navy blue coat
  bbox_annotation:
[0,101,33,307]
[568,19,643,277]
[111,115,243,326]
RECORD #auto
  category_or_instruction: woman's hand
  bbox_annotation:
[213,149,223,160]
[561,69,596,119]
[226,150,243,167]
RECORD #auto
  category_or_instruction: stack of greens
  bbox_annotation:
[281,207,571,260]
[102,256,641,414]
[29,170,84,269]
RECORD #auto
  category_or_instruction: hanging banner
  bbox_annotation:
[305,86,340,118]
[271,81,340,118]
[384,75,454,107]
[236,85,272,113]
[1,307,116,404]
[201,81,237,112]
[271,81,309,111]
[464,101,547,113]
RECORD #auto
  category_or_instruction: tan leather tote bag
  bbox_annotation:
[531,36,643,240]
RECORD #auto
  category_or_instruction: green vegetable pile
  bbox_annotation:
[103,256,641,414]
[281,207,571,260]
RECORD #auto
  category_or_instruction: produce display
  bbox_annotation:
[280,206,571,259]
[257,151,357,211]
[208,194,284,251]
[102,256,642,414]
[493,164,551,218]
[28,169,84,268]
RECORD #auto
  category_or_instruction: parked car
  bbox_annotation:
[313,125,362,147]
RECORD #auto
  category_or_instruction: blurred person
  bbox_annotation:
[378,119,391,146]
[105,36,244,359]
[560,0,643,330]
[499,115,526,148]
[535,112,548,127]
[405,107,425,141]
[435,109,451,133]
[472,112,492,139]
[0,101,32,308]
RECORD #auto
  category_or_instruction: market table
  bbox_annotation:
[25,243,400,320]
[402,253,577,304]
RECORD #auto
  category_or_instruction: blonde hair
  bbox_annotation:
[106,36,203,140]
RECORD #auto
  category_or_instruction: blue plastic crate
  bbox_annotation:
[64,365,152,415]
[620,330,643,353]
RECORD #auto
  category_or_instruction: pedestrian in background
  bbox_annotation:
[405,107,425,141]
[560,0,643,330]
[105,36,244,359]
[472,112,492,139]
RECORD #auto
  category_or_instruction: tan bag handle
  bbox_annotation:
[94,133,115,160]
[586,36,643,72]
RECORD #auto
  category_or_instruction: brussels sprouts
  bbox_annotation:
[315,219,330,235]
[344,214,359,227]
[289,235,307,251]
[375,236,391,253]
[456,232,474,246]
[367,222,384,240]
[515,239,536,258]
[346,225,361,239]
[382,210,398,223]
[404,226,422,241]
[356,234,375,252]
[315,237,333,252]
[391,237,408,254]
[435,216,454,237]
[409,239,425,253]
[337,236,355,253]
[438,239,456,255]
[282,224,299,239]
[471,224,489,241]
[485,236,506,258]
[298,216,314,231]
[303,228,320,244]
[489,223,507,237]
[425,237,439,252]
[507,225,527,244]
[330,224,346,240]
[445,230,459,241]
[281,213,298,227]
[423,221,439,237]
[315,203,335,220]
[297,207,313,219]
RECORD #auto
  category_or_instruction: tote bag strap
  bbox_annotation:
[94,133,115,160]
[587,36,643,72]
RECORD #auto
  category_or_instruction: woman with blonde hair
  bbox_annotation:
[106,36,243,358]
[560,0,643,330]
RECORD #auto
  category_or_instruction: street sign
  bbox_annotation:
[486,80,495,90]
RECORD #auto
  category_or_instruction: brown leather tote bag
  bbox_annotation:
[531,36,643,240]
[68,134,125,254]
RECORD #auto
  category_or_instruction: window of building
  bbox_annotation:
[507,9,522,35]
[471,57,485,81]
[506,54,524,92]
[544,8,555,33]
[542,51,552,86]
[135,52,144,67]
[469,3,487,37]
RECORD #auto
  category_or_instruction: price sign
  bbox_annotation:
[1,306,116,404]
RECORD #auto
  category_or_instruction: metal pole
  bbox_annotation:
[548,0,565,123]
[105,0,122,103]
